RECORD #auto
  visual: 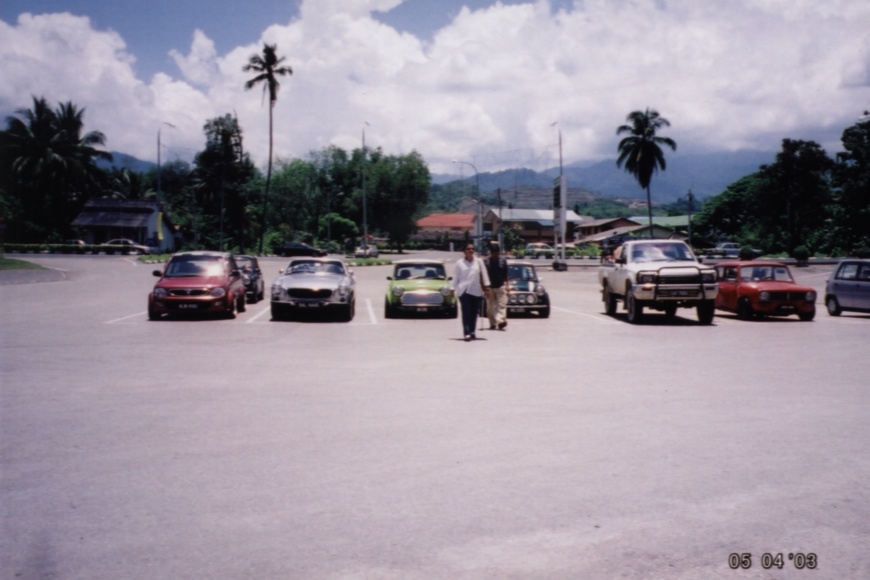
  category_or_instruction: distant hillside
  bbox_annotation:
[96,152,156,173]
[434,149,775,202]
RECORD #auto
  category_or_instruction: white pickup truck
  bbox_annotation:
[598,240,719,324]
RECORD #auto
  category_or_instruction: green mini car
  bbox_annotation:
[384,260,457,318]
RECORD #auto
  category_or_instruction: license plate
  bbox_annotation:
[670,290,690,297]
[301,303,319,308]
[781,305,794,310]
[178,303,199,309]
[416,307,429,312]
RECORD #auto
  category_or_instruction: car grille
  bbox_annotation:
[659,275,701,284]
[768,291,809,301]
[401,291,442,305]
[287,288,332,299]
[168,288,208,296]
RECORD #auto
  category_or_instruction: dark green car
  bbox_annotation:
[384,260,457,318]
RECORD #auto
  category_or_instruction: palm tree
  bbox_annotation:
[616,108,677,238]
[243,43,293,255]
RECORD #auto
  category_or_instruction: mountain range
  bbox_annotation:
[434,149,777,202]
[102,148,777,204]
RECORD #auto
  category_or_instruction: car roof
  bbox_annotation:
[393,259,445,266]
[717,260,787,267]
[171,251,230,258]
[507,260,536,266]
[287,257,344,264]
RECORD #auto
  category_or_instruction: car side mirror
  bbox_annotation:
[278,269,284,274]
[152,270,163,277]
[387,276,393,280]
[230,269,241,278]
[616,256,626,264]
[448,276,453,281]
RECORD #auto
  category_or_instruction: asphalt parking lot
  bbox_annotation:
[1,253,868,579]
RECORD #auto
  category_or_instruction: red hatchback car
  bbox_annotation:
[715,261,816,321]
[148,251,247,320]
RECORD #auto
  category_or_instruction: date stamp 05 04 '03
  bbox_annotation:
[728,552,818,570]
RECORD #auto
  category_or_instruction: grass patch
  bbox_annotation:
[0,257,44,271]
[346,258,392,267]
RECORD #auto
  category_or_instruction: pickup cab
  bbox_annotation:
[598,240,718,324]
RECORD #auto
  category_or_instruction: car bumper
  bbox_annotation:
[507,293,549,313]
[149,296,232,315]
[752,301,815,316]
[632,284,719,302]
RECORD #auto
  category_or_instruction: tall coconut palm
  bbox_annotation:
[616,108,677,238]
[243,43,293,255]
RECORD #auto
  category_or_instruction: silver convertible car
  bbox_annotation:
[270,258,356,321]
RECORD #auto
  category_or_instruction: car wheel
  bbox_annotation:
[626,292,643,324]
[603,284,617,316]
[538,306,551,318]
[340,299,355,322]
[384,298,396,319]
[258,285,265,302]
[237,293,246,313]
[826,296,841,316]
[737,298,754,320]
[697,301,715,325]
[271,304,284,321]
[148,304,160,321]
[798,309,815,322]
[448,305,458,319]
[226,299,236,319]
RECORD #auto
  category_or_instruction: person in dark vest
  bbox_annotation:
[484,243,509,330]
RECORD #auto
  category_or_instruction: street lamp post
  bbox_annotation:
[686,189,695,249]
[452,160,482,250]
[156,122,176,201]
[361,122,370,249]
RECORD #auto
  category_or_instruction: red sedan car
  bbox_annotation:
[714,261,816,321]
[148,251,247,320]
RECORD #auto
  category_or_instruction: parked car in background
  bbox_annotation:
[524,243,555,259]
[270,258,356,321]
[706,242,762,259]
[715,261,816,321]
[103,238,151,254]
[355,245,379,258]
[384,260,456,318]
[148,251,246,320]
[276,241,327,258]
[824,259,870,316]
[64,239,86,246]
[234,254,265,303]
[505,260,550,317]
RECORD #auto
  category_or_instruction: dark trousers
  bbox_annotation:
[459,292,481,337]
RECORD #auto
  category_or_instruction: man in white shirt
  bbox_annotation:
[453,243,491,341]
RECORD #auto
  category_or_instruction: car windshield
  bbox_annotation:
[165,257,225,277]
[631,242,694,262]
[508,265,537,281]
[288,260,345,275]
[740,265,793,282]
[394,264,446,280]
[235,257,254,270]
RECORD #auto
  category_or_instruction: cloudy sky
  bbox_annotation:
[1,0,868,175]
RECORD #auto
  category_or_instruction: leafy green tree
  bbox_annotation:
[829,116,870,255]
[616,108,677,237]
[693,174,765,244]
[191,114,256,252]
[757,139,833,255]
[364,149,430,252]
[244,43,293,255]
[2,97,111,241]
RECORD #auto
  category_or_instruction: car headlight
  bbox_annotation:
[527,294,538,304]
[806,291,816,301]
[759,291,770,302]
[153,288,168,298]
[535,284,546,297]
[392,286,404,297]
[440,285,452,297]
[336,284,349,297]
[701,271,717,283]
[209,287,226,298]
[637,272,656,284]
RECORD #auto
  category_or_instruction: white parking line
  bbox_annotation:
[105,311,147,324]
[366,298,378,325]
[245,304,272,323]
[552,306,621,324]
